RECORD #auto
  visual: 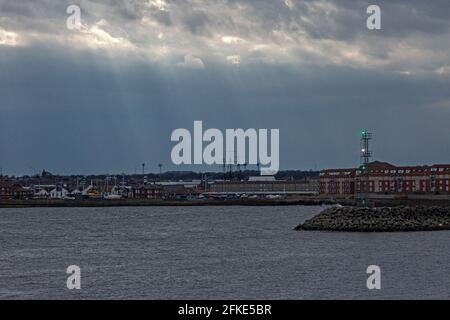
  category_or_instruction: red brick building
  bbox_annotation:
[319,168,356,196]
[0,179,33,199]
[0,179,12,199]
[132,184,202,200]
[132,184,163,199]
[357,161,450,194]
[320,161,450,196]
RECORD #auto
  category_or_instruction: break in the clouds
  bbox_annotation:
[0,0,450,175]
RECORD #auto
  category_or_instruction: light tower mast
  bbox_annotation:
[360,130,372,169]
[357,130,373,207]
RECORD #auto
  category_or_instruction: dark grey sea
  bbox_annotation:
[1,206,449,299]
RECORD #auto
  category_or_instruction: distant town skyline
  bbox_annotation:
[1,0,450,176]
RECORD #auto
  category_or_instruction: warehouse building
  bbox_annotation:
[209,176,319,195]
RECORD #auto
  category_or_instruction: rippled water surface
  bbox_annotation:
[1,206,449,299]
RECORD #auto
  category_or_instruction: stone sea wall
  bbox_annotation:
[0,198,339,208]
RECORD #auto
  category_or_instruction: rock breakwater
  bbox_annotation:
[295,206,450,232]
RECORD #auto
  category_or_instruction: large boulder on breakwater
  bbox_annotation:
[295,206,450,232]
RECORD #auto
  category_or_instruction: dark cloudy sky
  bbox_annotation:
[1,0,450,175]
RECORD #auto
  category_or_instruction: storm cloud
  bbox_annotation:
[0,0,450,175]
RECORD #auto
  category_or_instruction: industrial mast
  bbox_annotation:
[357,130,373,206]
